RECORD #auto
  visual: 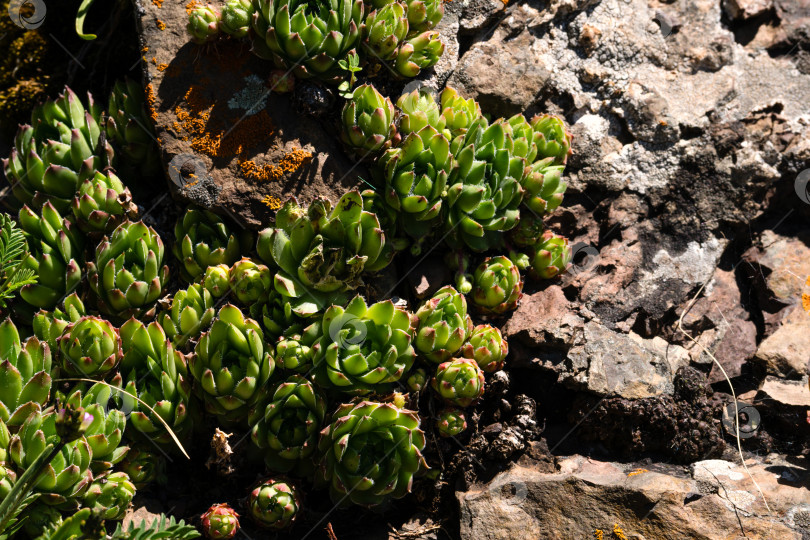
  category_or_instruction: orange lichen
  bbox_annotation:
[156,63,168,72]
[152,0,163,6]
[145,83,158,123]
[185,0,201,14]
[156,19,166,31]
[594,531,604,540]
[239,148,312,182]
[262,195,283,210]
[142,46,149,53]
[612,524,628,540]
[627,468,648,477]
[804,276,810,314]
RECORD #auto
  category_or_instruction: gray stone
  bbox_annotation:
[754,306,810,378]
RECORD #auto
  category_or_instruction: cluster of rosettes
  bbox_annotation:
[187,0,445,82]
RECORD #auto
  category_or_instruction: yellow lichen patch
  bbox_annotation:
[156,19,166,31]
[594,530,604,540]
[152,0,163,6]
[239,147,312,182]
[627,468,648,477]
[145,83,158,123]
[262,195,283,210]
[612,524,628,540]
[157,63,168,72]
[185,0,201,14]
[142,46,149,53]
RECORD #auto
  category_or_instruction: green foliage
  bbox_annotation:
[0,213,36,309]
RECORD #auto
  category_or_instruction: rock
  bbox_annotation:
[564,322,690,398]
[723,0,773,20]
[451,0,506,34]
[754,376,810,443]
[754,306,810,378]
[501,286,584,351]
[706,319,758,383]
[458,458,802,540]
[759,376,810,408]
[742,230,810,333]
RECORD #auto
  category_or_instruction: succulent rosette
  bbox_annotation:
[21,503,63,538]
[531,114,573,165]
[57,316,122,378]
[273,321,324,373]
[158,283,216,349]
[251,0,364,83]
[460,324,508,373]
[360,188,407,260]
[404,0,444,34]
[106,79,160,179]
[228,257,273,305]
[71,171,137,236]
[310,296,416,394]
[508,213,544,248]
[249,375,326,474]
[317,400,427,506]
[17,202,83,309]
[414,286,473,363]
[219,0,254,38]
[251,287,306,341]
[406,367,427,393]
[529,231,571,279]
[394,30,444,77]
[0,318,52,427]
[203,263,231,298]
[522,158,567,215]
[248,478,302,530]
[257,191,389,312]
[82,471,135,520]
[445,117,525,252]
[32,293,87,351]
[3,86,114,213]
[173,207,248,282]
[376,124,452,248]
[119,320,195,446]
[397,88,446,135]
[9,409,93,507]
[202,503,241,539]
[470,255,523,315]
[66,382,128,472]
[191,304,275,422]
[362,2,408,60]
[436,407,467,437]
[341,84,398,153]
[188,4,221,44]
[440,87,482,137]
[118,447,161,489]
[87,220,170,320]
[431,358,485,407]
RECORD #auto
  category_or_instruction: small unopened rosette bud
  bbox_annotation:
[201,503,240,539]
[436,407,467,437]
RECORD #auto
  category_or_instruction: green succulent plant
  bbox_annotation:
[531,114,572,165]
[308,296,417,394]
[118,447,161,489]
[188,4,221,44]
[273,321,323,373]
[251,284,308,342]
[436,407,466,437]
[376,124,452,250]
[362,2,408,60]
[414,286,473,363]
[201,503,240,540]
[431,357,485,407]
[71,171,138,236]
[191,304,275,423]
[65,382,129,473]
[17,202,83,309]
[21,503,63,539]
[440,87,482,137]
[528,230,571,279]
[460,324,507,373]
[0,318,52,427]
[317,400,427,506]
[256,191,390,312]
[251,0,364,83]
[119,319,194,446]
[248,478,302,530]
[228,257,272,305]
[2,86,114,214]
[173,207,248,282]
[404,0,444,34]
[396,88,445,135]
[57,316,122,378]
[341,84,398,153]
[508,213,544,247]
[83,471,135,521]
[87,220,170,321]
[158,283,216,349]
[202,263,231,299]
[394,30,444,77]
[32,292,86,351]
[445,117,524,252]
[106,79,161,179]
[219,0,254,38]
[9,409,93,507]
[249,374,326,474]
[469,255,523,315]
[406,367,427,392]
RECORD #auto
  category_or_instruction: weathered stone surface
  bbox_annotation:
[759,376,810,408]
[458,457,803,540]
[723,0,773,20]
[501,286,584,351]
[452,0,507,34]
[706,319,758,383]
[754,306,810,377]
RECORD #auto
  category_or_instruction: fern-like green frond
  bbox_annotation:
[0,213,37,309]
[110,515,201,540]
